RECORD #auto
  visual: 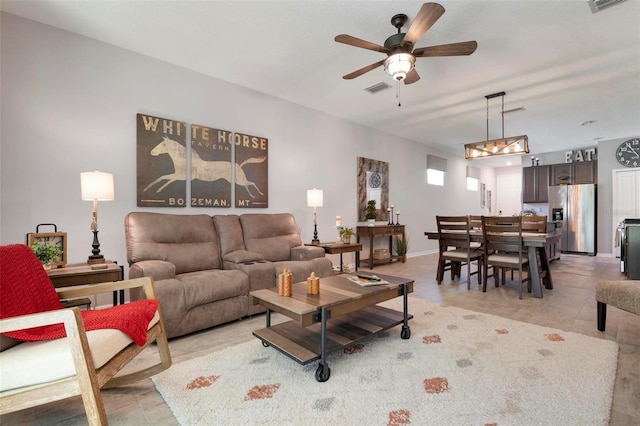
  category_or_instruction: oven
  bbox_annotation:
[620,218,640,278]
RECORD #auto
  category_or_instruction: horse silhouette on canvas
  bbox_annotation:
[144,136,266,198]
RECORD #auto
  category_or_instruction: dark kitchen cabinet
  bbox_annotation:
[552,161,597,185]
[552,164,572,185]
[573,161,597,184]
[522,165,550,203]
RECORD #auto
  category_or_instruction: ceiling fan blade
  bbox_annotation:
[404,68,420,85]
[342,59,386,80]
[335,34,390,54]
[402,3,445,48]
[413,41,478,57]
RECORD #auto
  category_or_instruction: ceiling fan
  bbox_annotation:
[335,2,477,84]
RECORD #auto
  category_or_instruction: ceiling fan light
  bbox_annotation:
[384,53,415,81]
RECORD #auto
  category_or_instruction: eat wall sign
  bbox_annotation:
[565,148,596,163]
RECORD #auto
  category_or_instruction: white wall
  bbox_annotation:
[0,13,491,271]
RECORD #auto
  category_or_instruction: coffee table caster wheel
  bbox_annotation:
[401,325,411,339]
[315,363,330,382]
[262,341,270,347]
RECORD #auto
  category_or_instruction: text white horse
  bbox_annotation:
[144,136,266,198]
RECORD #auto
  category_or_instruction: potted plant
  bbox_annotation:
[394,235,409,262]
[30,242,62,270]
[365,200,377,226]
[339,227,355,244]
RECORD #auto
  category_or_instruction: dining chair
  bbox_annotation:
[435,216,483,289]
[469,215,483,231]
[469,215,483,249]
[0,244,172,425]
[481,215,531,299]
[522,215,547,233]
[505,215,547,280]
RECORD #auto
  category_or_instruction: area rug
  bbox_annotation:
[152,297,618,425]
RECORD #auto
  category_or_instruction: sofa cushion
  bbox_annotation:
[125,212,221,273]
[178,270,249,311]
[151,269,249,338]
[240,213,303,262]
[213,215,246,257]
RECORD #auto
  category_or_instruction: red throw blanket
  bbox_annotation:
[0,244,158,346]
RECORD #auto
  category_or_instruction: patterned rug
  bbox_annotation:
[153,297,618,425]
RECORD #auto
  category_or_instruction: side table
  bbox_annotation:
[47,261,124,308]
[305,242,362,272]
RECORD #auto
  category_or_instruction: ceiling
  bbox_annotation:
[2,0,639,167]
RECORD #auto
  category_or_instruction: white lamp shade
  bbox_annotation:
[81,170,114,200]
[307,188,323,207]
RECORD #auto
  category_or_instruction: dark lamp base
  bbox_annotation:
[87,255,105,265]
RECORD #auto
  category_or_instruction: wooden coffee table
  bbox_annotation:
[251,273,413,382]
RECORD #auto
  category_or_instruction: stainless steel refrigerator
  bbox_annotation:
[548,184,597,255]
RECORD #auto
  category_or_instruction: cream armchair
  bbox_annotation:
[0,244,171,425]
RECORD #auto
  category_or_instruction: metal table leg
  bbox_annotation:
[400,283,411,339]
[315,306,331,382]
[261,308,271,347]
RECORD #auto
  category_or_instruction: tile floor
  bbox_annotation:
[1,253,639,425]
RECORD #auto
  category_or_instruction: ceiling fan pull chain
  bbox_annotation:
[397,80,402,107]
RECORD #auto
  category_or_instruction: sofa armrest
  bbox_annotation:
[129,260,176,281]
[291,245,325,261]
[222,250,265,264]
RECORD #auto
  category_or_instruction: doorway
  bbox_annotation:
[613,168,640,257]
[497,173,522,216]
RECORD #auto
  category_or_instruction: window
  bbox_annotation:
[467,177,479,191]
[428,169,445,186]
[427,154,447,187]
[467,165,481,191]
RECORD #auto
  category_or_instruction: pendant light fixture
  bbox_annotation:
[464,91,529,160]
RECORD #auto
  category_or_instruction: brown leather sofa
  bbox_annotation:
[125,212,333,338]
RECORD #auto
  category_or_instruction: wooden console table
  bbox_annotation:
[357,225,406,269]
[47,261,124,307]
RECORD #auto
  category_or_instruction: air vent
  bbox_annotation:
[364,82,392,94]
[589,0,626,13]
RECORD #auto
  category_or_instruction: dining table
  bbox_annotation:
[424,229,562,298]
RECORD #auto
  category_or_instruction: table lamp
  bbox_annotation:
[81,170,114,264]
[307,188,323,245]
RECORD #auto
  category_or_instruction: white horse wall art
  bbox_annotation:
[144,136,266,198]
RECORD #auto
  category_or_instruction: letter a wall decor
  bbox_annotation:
[191,124,233,208]
[234,132,268,208]
[137,113,187,207]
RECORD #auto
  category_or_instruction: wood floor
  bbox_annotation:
[2,253,639,425]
